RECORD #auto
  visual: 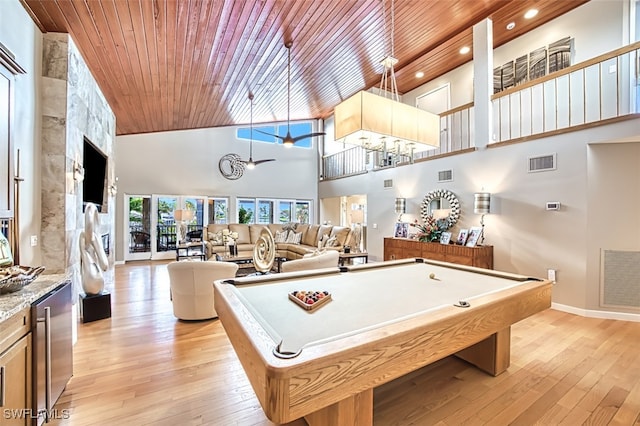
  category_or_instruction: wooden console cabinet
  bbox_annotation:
[384,238,493,269]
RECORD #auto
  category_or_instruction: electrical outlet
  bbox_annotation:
[547,269,556,283]
[30,235,38,246]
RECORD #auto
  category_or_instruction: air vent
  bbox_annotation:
[528,153,556,172]
[383,179,393,189]
[601,250,640,309]
[438,170,453,182]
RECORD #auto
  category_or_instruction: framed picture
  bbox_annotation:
[456,229,469,246]
[394,222,409,238]
[440,232,451,245]
[466,227,483,247]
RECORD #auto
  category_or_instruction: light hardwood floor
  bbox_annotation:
[51,261,640,425]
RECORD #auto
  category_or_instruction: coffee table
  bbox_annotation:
[218,254,286,273]
[338,251,368,266]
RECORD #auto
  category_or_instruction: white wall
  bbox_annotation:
[0,0,42,265]
[586,141,640,313]
[115,124,319,260]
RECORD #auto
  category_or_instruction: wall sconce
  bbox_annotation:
[473,192,491,244]
[395,197,406,221]
[108,177,118,196]
[73,161,85,182]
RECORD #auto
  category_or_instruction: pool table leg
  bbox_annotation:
[304,388,373,426]
[455,327,511,376]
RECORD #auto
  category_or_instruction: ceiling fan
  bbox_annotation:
[241,93,276,169]
[257,41,326,147]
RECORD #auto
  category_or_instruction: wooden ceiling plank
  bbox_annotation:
[186,0,237,129]
[137,0,161,132]
[97,0,146,135]
[193,0,252,129]
[49,0,133,126]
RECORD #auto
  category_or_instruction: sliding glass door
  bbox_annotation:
[124,194,207,261]
[125,194,152,261]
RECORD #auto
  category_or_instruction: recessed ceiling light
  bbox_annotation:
[506,22,516,30]
[524,9,539,19]
[459,46,470,55]
[415,71,424,78]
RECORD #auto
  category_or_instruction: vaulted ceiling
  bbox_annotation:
[21,0,587,136]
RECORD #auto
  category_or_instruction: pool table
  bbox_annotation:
[214,258,552,425]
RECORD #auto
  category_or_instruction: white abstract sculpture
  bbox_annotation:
[79,203,109,295]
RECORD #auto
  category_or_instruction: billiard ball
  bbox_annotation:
[429,272,436,279]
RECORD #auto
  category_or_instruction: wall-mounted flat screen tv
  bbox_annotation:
[83,138,107,212]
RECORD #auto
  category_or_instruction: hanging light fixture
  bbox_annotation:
[333,0,440,156]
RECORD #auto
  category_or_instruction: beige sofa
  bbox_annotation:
[203,223,352,260]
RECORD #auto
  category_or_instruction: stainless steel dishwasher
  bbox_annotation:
[31,281,73,424]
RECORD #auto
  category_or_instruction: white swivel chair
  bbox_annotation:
[167,260,239,320]
[280,250,340,273]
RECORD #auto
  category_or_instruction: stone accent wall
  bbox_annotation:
[40,33,116,298]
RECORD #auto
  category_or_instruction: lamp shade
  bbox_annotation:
[473,193,491,215]
[395,198,406,214]
[334,91,440,153]
[174,209,194,222]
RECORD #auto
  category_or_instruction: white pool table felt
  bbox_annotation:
[229,262,531,355]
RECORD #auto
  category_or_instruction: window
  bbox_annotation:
[208,198,228,224]
[257,199,274,224]
[237,199,256,224]
[236,122,315,148]
[295,201,310,224]
[277,200,294,223]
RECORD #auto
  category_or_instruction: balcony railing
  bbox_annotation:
[491,41,639,144]
[321,42,639,180]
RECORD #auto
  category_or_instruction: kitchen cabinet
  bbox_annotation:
[384,238,493,269]
[0,307,32,426]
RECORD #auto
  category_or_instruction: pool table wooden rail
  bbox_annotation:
[214,260,552,425]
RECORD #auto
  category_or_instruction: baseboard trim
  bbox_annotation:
[552,303,640,323]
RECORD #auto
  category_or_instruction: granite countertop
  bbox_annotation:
[0,273,71,324]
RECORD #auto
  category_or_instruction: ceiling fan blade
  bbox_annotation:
[290,132,326,143]
[255,129,284,140]
[254,159,276,165]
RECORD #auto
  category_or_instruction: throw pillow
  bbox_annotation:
[274,230,289,243]
[285,231,302,244]
[318,234,330,248]
[209,231,224,246]
[323,236,338,247]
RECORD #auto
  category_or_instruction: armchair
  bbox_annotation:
[167,260,239,320]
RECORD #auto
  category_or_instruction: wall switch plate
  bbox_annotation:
[30,235,38,246]
[547,269,556,283]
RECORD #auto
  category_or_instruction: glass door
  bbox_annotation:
[124,194,152,261]
[153,195,207,260]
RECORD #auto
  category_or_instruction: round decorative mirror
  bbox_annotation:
[419,189,460,229]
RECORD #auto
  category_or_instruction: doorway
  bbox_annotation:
[124,194,207,261]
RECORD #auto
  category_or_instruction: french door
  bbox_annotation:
[124,194,207,261]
